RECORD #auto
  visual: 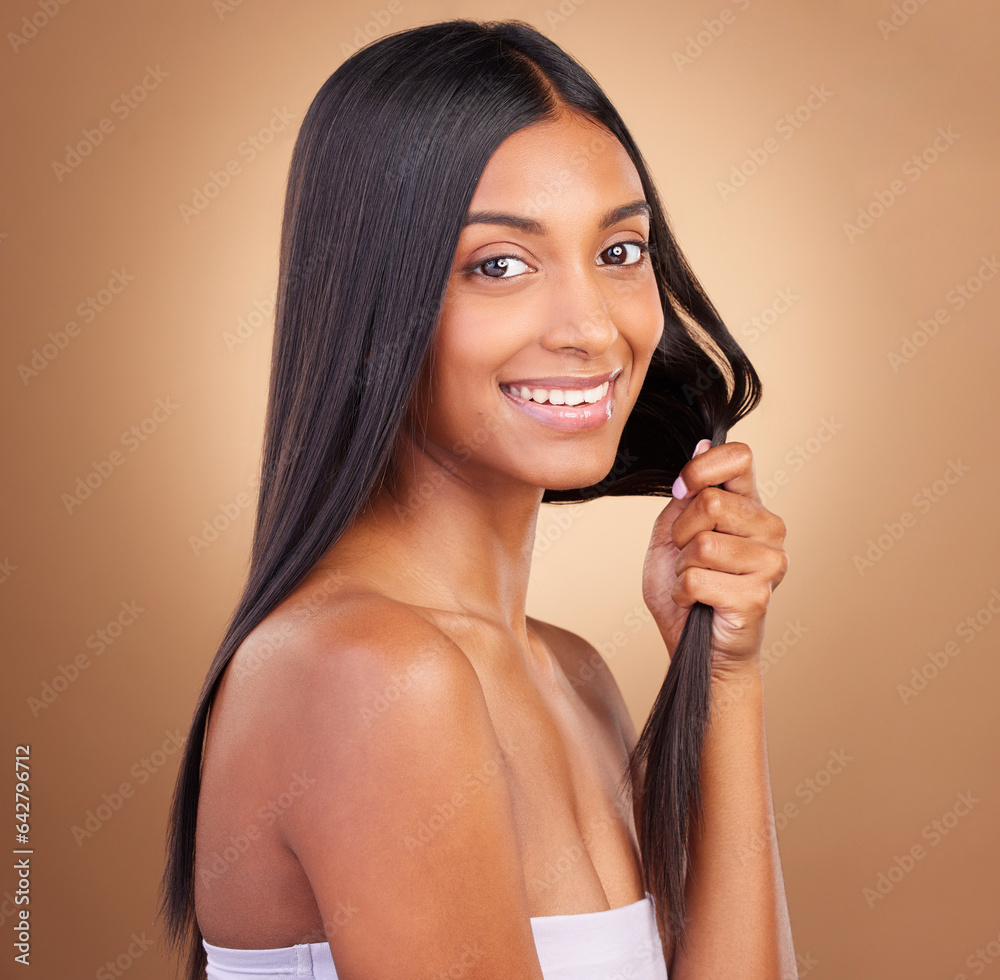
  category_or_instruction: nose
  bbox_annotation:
[539,264,618,358]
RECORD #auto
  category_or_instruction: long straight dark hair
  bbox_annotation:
[158,17,760,977]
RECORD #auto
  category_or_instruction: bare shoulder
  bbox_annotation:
[227,589,545,975]
[227,587,464,706]
[526,615,640,755]
[221,589,503,787]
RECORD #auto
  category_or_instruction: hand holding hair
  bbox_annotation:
[625,435,790,953]
[642,439,789,672]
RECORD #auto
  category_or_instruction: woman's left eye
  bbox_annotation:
[597,240,648,267]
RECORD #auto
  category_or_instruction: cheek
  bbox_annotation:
[420,310,509,442]
[433,286,531,391]
[620,279,665,385]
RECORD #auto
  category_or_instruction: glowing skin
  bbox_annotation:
[401,108,664,498]
[199,107,795,976]
[318,108,666,633]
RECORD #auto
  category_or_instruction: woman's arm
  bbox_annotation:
[270,598,548,979]
[639,439,797,976]
[581,634,795,975]
[667,657,796,978]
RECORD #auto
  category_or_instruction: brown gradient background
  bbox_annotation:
[2,0,998,977]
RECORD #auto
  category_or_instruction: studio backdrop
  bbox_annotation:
[1,1,998,978]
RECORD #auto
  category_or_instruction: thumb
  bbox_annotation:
[670,437,712,500]
[651,438,713,546]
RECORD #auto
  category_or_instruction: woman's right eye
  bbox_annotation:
[469,254,532,280]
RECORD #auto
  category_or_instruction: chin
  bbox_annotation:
[542,475,611,494]
[522,449,623,494]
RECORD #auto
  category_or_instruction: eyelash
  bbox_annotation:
[465,239,653,282]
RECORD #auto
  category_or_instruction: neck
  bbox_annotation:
[319,433,545,642]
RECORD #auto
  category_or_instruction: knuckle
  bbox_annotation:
[730,441,753,465]
[674,566,697,597]
[692,530,716,560]
[777,550,790,578]
[752,585,771,615]
[700,487,725,516]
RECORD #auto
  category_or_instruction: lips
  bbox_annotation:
[498,367,621,432]
[499,367,621,390]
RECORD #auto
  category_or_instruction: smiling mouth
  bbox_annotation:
[498,379,610,405]
[497,369,621,432]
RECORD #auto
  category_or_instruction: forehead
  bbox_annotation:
[469,111,645,215]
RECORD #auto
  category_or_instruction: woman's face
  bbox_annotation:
[407,109,664,496]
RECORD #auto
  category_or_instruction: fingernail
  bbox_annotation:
[672,440,710,499]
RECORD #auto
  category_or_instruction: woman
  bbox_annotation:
[160,18,796,979]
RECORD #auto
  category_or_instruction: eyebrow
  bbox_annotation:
[462,199,651,235]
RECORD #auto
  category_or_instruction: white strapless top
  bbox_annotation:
[203,892,669,979]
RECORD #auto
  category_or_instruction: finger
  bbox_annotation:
[673,441,760,503]
[647,491,692,552]
[670,487,780,549]
[673,531,786,580]
[670,564,773,620]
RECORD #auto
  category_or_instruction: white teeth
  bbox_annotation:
[501,380,610,405]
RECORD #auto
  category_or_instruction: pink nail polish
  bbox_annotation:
[673,440,710,497]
